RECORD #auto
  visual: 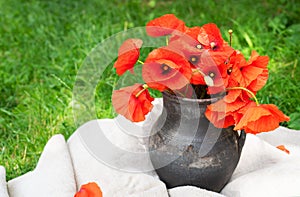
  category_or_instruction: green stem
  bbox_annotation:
[166,35,169,46]
[193,68,205,77]
[228,29,233,47]
[137,60,144,64]
[135,84,149,98]
[226,86,259,106]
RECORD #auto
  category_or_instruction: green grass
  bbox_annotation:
[0,0,299,180]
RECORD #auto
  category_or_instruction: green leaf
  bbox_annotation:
[288,112,300,130]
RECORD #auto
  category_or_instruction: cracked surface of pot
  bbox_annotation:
[149,91,246,192]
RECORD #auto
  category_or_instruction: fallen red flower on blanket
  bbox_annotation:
[74,182,103,197]
[276,145,290,154]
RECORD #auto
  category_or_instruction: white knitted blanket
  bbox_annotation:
[2,100,300,197]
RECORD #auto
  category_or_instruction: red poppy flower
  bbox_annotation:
[74,182,102,197]
[173,48,230,92]
[146,14,187,37]
[169,25,233,67]
[192,50,230,94]
[225,51,266,103]
[142,48,192,91]
[196,23,234,65]
[205,98,247,128]
[113,38,143,76]
[204,63,229,94]
[242,51,269,92]
[197,23,225,51]
[234,104,290,134]
[227,51,269,90]
[227,51,247,87]
[112,84,154,122]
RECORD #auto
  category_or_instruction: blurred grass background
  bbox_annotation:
[0,0,299,180]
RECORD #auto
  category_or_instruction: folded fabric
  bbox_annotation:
[169,186,225,197]
[3,99,300,196]
[68,119,300,197]
[221,128,300,196]
[67,119,168,197]
[258,126,300,157]
[7,135,76,197]
[0,166,9,197]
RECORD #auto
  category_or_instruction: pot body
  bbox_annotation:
[148,92,246,192]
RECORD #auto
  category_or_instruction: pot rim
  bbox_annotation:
[162,91,223,104]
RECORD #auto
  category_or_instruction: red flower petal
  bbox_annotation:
[74,182,102,197]
[262,104,290,122]
[247,69,268,92]
[233,101,256,124]
[276,145,290,154]
[198,52,229,94]
[228,51,269,92]
[112,84,154,122]
[223,89,241,103]
[208,45,234,65]
[243,51,269,91]
[197,23,224,50]
[146,14,186,37]
[167,38,203,66]
[191,69,205,85]
[205,98,247,128]
[142,62,190,91]
[234,104,290,134]
[227,51,247,85]
[247,51,269,68]
[169,26,202,47]
[145,47,190,67]
[114,38,143,76]
[185,26,202,41]
[142,48,192,91]
[225,51,268,103]
[205,108,235,128]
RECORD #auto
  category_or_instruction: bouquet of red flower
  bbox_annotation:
[112,14,289,134]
